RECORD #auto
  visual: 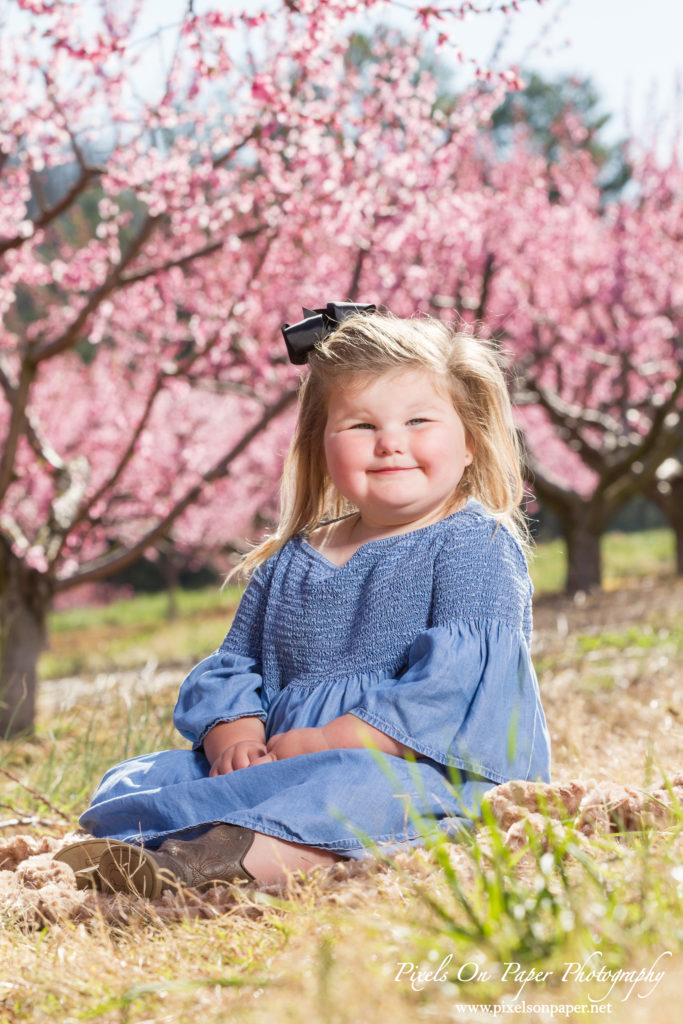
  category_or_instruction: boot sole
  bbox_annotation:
[97,846,172,899]
[53,839,137,891]
[97,844,244,898]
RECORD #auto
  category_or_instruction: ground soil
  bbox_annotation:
[532,576,683,785]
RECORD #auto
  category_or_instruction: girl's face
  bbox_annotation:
[323,368,474,532]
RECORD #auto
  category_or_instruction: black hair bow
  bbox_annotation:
[281,301,376,365]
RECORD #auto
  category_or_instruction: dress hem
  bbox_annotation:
[111,813,456,858]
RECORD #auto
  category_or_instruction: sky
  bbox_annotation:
[133,0,681,153]
[6,0,679,153]
[418,0,681,151]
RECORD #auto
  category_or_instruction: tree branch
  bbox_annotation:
[515,383,623,436]
[118,239,225,287]
[0,358,64,474]
[48,231,277,565]
[46,373,167,568]
[118,224,264,288]
[55,386,298,590]
[0,359,15,401]
[347,244,368,301]
[518,381,614,473]
[23,407,65,473]
[212,126,262,170]
[44,456,91,559]
[522,446,577,507]
[475,251,495,323]
[597,371,683,492]
[0,164,101,257]
[602,428,682,511]
[0,360,35,502]
[33,213,160,362]
[0,515,31,555]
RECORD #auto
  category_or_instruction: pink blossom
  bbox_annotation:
[0,0,679,606]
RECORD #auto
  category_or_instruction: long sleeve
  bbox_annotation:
[346,518,550,784]
[173,558,274,749]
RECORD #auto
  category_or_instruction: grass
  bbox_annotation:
[1,696,682,1023]
[577,625,683,655]
[527,526,676,595]
[1,526,681,1022]
[41,586,243,680]
[40,528,677,681]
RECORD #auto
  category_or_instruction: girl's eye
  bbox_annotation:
[350,422,375,430]
[408,418,428,426]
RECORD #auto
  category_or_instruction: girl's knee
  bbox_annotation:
[94,748,209,796]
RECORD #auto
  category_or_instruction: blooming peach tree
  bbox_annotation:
[0,0,528,735]
[363,113,682,592]
[506,146,683,591]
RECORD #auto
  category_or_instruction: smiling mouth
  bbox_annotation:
[369,467,416,474]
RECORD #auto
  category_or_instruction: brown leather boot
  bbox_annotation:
[96,824,255,898]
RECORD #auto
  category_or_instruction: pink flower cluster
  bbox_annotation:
[0,0,680,590]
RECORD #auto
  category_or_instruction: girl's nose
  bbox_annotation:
[375,428,406,455]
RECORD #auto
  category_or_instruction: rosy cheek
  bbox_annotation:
[327,441,354,474]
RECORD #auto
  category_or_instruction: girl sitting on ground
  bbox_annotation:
[55,304,550,897]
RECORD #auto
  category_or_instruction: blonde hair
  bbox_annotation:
[235,311,528,579]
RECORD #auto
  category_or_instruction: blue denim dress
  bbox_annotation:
[80,501,551,858]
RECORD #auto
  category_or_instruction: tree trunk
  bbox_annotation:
[0,538,51,738]
[530,479,606,594]
[644,473,683,577]
[564,518,602,594]
[674,522,683,577]
[160,547,180,622]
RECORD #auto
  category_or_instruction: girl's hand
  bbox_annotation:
[266,727,330,761]
[209,740,275,777]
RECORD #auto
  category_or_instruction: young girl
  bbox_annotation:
[55,306,550,898]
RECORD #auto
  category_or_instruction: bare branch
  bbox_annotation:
[213,127,263,170]
[0,359,15,400]
[0,766,71,822]
[119,239,226,287]
[1,357,65,474]
[190,378,262,400]
[516,381,624,437]
[44,456,91,560]
[43,69,94,173]
[29,170,49,216]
